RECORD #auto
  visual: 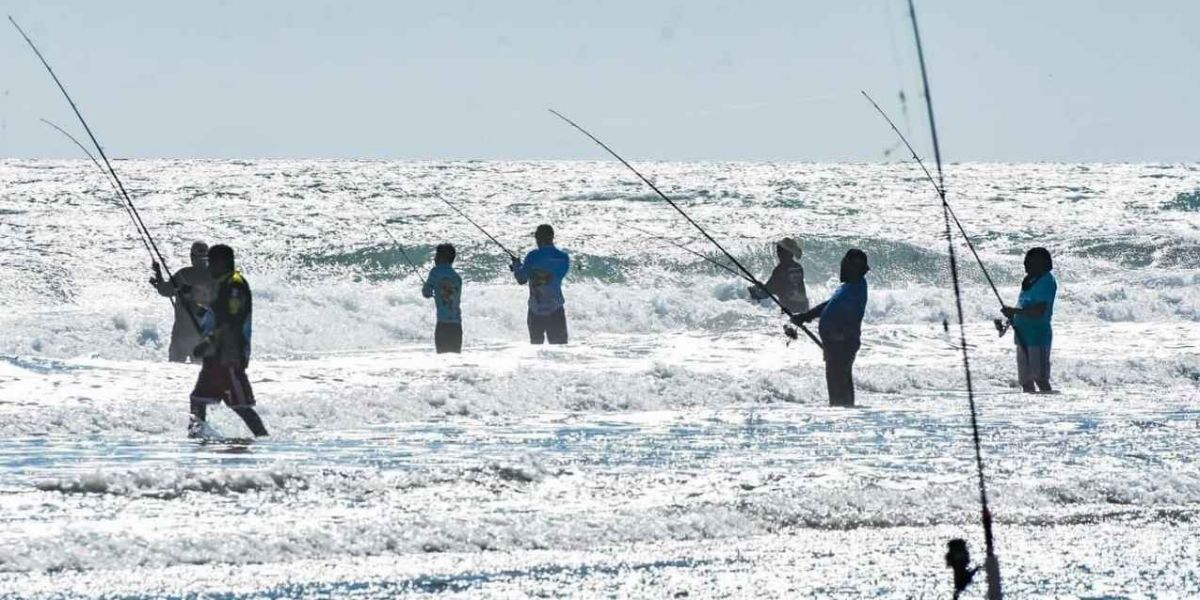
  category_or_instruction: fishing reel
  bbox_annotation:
[946,538,980,599]
[782,324,799,346]
[992,318,1010,338]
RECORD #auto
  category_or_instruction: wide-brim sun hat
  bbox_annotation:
[777,237,803,258]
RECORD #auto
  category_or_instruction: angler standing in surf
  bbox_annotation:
[422,243,464,353]
[1002,247,1057,393]
[750,237,810,313]
[791,249,870,407]
[150,241,213,363]
[189,244,268,438]
[511,224,570,344]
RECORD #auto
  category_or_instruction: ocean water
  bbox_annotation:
[0,160,1197,599]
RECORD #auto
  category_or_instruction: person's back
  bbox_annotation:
[422,244,464,353]
[512,224,571,344]
[518,245,569,314]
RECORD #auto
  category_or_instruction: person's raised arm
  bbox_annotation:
[150,262,176,297]
[511,255,529,284]
[421,272,435,299]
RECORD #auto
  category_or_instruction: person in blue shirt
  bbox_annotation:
[422,243,464,354]
[1001,247,1057,393]
[511,224,570,344]
[790,249,870,407]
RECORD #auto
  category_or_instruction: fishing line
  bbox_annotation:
[898,1,1003,597]
[409,181,518,261]
[40,118,156,263]
[549,108,821,350]
[12,17,202,334]
[623,223,745,280]
[359,198,424,280]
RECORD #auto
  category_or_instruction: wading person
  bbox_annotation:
[750,237,810,313]
[1001,247,1057,393]
[791,249,870,407]
[150,241,212,362]
[189,244,268,438]
[511,224,570,344]
[422,243,463,353]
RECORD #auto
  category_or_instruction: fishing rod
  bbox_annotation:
[900,1,1003,598]
[859,93,1008,311]
[40,118,157,264]
[360,199,423,280]
[418,183,518,261]
[549,108,821,350]
[12,17,202,334]
[623,223,745,280]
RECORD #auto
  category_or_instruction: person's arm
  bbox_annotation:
[421,272,435,299]
[791,300,828,325]
[556,252,570,281]
[1002,302,1047,318]
[150,263,176,297]
[750,266,781,300]
[511,255,529,284]
[1002,277,1055,318]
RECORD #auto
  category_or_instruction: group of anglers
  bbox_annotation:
[155,224,1058,438]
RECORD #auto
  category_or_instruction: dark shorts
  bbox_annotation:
[528,308,568,345]
[190,360,255,408]
[435,322,463,354]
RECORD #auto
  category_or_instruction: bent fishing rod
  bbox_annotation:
[12,17,203,334]
[549,109,821,350]
[900,1,1003,598]
[41,118,157,265]
[623,223,744,280]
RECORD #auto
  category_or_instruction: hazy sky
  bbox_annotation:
[1,1,1196,161]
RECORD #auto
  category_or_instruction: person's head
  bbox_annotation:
[776,238,802,263]
[1024,247,1052,276]
[207,244,235,277]
[839,248,870,282]
[435,243,457,266]
[189,241,209,269]
[535,224,555,247]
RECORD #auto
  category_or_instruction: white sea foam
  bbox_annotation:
[0,160,1197,596]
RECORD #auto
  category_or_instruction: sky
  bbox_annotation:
[1,0,1196,162]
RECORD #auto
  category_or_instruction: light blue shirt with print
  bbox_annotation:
[422,264,462,324]
[513,245,570,315]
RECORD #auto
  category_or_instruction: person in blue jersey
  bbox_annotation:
[791,249,870,407]
[749,237,810,314]
[422,243,464,354]
[188,244,268,438]
[1001,247,1057,393]
[511,224,571,344]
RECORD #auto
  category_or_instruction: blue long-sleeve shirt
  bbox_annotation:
[817,277,868,344]
[512,245,570,315]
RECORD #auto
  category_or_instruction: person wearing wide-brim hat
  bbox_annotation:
[749,237,810,314]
